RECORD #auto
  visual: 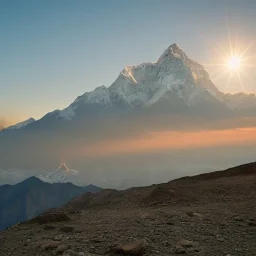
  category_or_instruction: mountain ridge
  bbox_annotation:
[0,176,101,230]
[3,43,256,131]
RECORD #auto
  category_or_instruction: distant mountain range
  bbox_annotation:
[38,161,83,185]
[0,176,101,230]
[0,162,85,186]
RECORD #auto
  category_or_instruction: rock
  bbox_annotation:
[186,212,194,217]
[233,216,243,222]
[179,239,194,248]
[91,237,105,243]
[217,237,225,242]
[174,245,186,254]
[56,244,69,254]
[193,213,203,217]
[187,212,202,218]
[166,221,174,225]
[114,239,147,255]
[163,240,169,246]
[66,250,77,256]
[42,241,62,250]
[44,224,56,230]
[78,253,85,256]
[53,235,63,241]
[60,226,75,233]
[248,221,256,227]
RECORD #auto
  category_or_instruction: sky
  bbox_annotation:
[1,0,256,125]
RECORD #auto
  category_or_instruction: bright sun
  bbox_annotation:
[204,19,256,92]
[227,56,241,71]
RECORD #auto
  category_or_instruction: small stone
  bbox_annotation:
[179,239,194,248]
[60,226,74,233]
[193,213,202,217]
[248,221,256,227]
[114,239,147,255]
[187,212,202,218]
[67,250,77,256]
[78,252,85,256]
[44,224,56,230]
[234,216,243,222]
[163,240,169,246]
[42,241,62,250]
[56,244,69,254]
[53,235,63,241]
[174,245,186,254]
[187,212,194,217]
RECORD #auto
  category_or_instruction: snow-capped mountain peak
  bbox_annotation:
[38,161,81,184]
[3,118,36,131]
[3,43,256,127]
[157,43,187,63]
[43,43,226,120]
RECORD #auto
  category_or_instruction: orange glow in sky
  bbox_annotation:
[75,127,256,159]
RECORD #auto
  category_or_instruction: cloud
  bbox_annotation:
[69,127,256,159]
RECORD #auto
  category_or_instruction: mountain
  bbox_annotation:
[0,176,101,230]
[3,43,256,131]
[1,162,255,255]
[38,161,82,185]
[0,162,84,186]
[3,118,36,131]
[63,161,256,210]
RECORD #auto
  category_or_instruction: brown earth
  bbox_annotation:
[0,162,256,256]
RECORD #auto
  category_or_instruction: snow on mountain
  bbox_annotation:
[58,85,112,120]
[38,161,83,185]
[223,93,256,109]
[3,118,36,131]
[57,43,221,120]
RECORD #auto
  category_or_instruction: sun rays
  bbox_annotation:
[202,17,256,93]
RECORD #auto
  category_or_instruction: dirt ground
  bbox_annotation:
[1,163,256,256]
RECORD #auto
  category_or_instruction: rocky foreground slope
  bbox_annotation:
[0,162,256,256]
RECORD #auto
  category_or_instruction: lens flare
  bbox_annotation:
[227,56,241,71]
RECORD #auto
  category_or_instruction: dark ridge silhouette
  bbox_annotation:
[0,177,101,230]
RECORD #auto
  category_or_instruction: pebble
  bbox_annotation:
[174,245,186,254]
[179,239,194,248]
[56,244,69,254]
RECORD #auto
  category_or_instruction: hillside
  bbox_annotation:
[0,162,255,255]
[0,177,101,230]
